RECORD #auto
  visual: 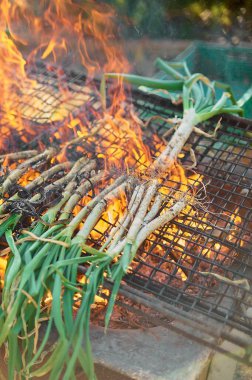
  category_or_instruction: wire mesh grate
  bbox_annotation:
[124,92,252,341]
[1,62,252,356]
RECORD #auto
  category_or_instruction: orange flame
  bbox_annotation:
[0,0,245,306]
[2,0,129,76]
[0,0,131,152]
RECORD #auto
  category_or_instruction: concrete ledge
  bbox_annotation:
[88,324,212,380]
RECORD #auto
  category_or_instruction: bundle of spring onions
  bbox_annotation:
[0,60,243,379]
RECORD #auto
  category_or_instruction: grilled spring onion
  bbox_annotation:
[0,157,95,237]
[96,60,243,311]
[0,172,123,380]
[52,62,245,378]
[2,63,245,380]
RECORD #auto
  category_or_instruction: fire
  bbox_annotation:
[0,0,130,151]
[0,0,148,170]
[2,0,129,75]
[0,257,7,288]
[91,186,127,240]
[0,7,35,151]
[0,0,245,311]
[93,110,152,172]
[0,7,249,380]
[77,275,109,308]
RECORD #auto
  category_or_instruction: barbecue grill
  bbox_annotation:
[1,61,251,366]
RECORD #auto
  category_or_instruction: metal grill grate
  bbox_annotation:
[1,62,252,363]
[128,92,252,347]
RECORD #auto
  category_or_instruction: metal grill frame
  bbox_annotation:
[1,62,252,364]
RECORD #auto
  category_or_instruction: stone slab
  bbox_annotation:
[88,324,212,380]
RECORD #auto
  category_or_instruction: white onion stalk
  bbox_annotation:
[99,185,139,251]
[109,193,190,272]
[67,175,128,236]
[44,170,104,225]
[0,158,97,236]
[59,171,104,221]
[0,149,38,164]
[29,158,96,208]
[0,147,57,195]
[103,183,145,251]
[77,184,126,242]
[134,195,189,252]
[143,193,163,224]
[26,161,73,192]
[152,109,196,174]
[0,155,91,215]
[44,157,92,192]
[0,161,72,214]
